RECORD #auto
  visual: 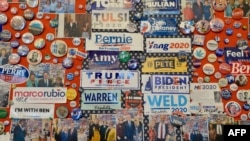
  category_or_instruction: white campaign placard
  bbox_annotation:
[146,38,191,53]
[144,94,190,115]
[13,87,67,103]
[86,32,143,51]
[80,70,140,89]
[10,104,54,119]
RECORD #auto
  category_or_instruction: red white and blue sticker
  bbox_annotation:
[224,47,250,63]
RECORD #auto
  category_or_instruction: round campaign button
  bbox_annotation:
[29,20,44,35]
[225,28,233,36]
[0,121,5,135]
[226,74,235,84]
[17,45,29,56]
[15,32,21,39]
[44,54,51,60]
[237,33,242,38]
[70,101,77,108]
[8,53,20,65]
[10,7,18,15]
[207,54,217,63]
[214,35,220,42]
[127,58,139,70]
[22,32,34,44]
[0,109,8,118]
[236,90,248,102]
[224,38,229,44]
[36,12,44,19]
[56,105,69,118]
[212,0,227,11]
[225,101,241,117]
[193,59,201,68]
[242,103,250,111]
[127,22,137,32]
[10,40,20,48]
[242,25,247,30]
[224,18,231,25]
[214,72,222,79]
[218,78,228,87]
[195,20,210,34]
[232,8,244,20]
[0,30,12,41]
[204,76,210,82]
[27,50,42,66]
[0,13,7,24]
[72,38,81,46]
[206,40,218,51]
[71,108,82,120]
[34,38,45,49]
[240,114,248,121]
[221,89,232,99]
[26,0,39,8]
[10,16,26,31]
[233,21,242,29]
[0,0,9,11]
[236,38,248,50]
[119,51,131,63]
[202,63,215,75]
[50,40,68,57]
[66,73,74,81]
[219,63,231,75]
[49,18,58,28]
[46,33,55,41]
[62,57,73,69]
[197,77,204,83]
[193,47,206,60]
[19,3,27,10]
[66,88,77,101]
[230,83,238,91]
[23,9,35,20]
[235,74,248,87]
[210,18,224,32]
[215,48,224,57]
[189,102,201,114]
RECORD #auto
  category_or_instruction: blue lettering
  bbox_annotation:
[178,95,187,106]
[95,34,133,44]
[148,95,187,107]
[148,95,162,107]
[154,76,187,85]
[84,92,118,101]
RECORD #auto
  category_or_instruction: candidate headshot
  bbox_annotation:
[57,43,67,55]
[235,74,248,87]
[29,52,39,63]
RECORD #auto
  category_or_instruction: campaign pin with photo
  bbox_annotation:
[10,7,18,15]
[0,13,7,24]
[193,47,206,60]
[235,74,248,87]
[226,74,235,84]
[62,57,73,69]
[195,20,210,34]
[221,89,232,99]
[46,33,55,41]
[0,0,9,12]
[207,40,218,51]
[236,90,248,102]
[27,50,42,66]
[26,0,39,8]
[23,9,35,20]
[34,38,45,49]
[22,32,34,44]
[50,40,68,57]
[17,45,29,56]
[232,8,244,20]
[210,18,224,32]
[236,38,248,50]
[8,53,20,65]
[212,0,227,11]
[203,63,215,75]
[29,20,44,35]
[225,101,241,117]
[56,105,69,119]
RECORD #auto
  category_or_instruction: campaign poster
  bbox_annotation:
[10,104,54,119]
[80,70,140,89]
[142,57,188,73]
[10,119,51,141]
[116,108,144,141]
[0,80,10,108]
[146,38,192,53]
[140,17,178,36]
[88,51,120,70]
[39,0,75,13]
[143,0,180,15]
[144,93,190,115]
[13,87,67,103]
[86,32,143,51]
[52,118,89,141]
[90,0,135,10]
[141,75,190,94]
[124,91,143,108]
[28,63,65,88]
[92,10,130,30]
[81,90,121,110]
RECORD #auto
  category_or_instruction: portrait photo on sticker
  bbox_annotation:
[27,63,65,87]
[235,74,248,87]
[55,13,91,38]
[0,80,10,108]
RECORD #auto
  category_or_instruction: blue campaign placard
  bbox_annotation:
[224,47,250,63]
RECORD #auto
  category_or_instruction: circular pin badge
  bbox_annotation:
[240,114,248,121]
[236,33,242,38]
[29,20,44,36]
[27,50,42,65]
[0,30,12,41]
[10,40,20,49]
[56,105,69,118]
[204,76,210,82]
[23,9,35,20]
[219,63,231,75]
[8,53,20,65]
[195,20,210,34]
[44,54,51,60]
[127,22,137,32]
[71,108,82,120]
[225,101,241,117]
[15,32,21,39]
[70,101,77,108]
[218,78,228,87]
[189,102,201,114]
[207,54,217,63]
[0,109,8,119]
[34,38,45,49]
[210,18,224,32]
[0,121,5,135]
[212,0,227,11]
[225,28,233,36]
[215,48,224,57]
[193,59,201,68]
[224,38,229,44]
[62,57,73,69]
[221,89,232,99]
[10,16,26,31]
[206,40,218,51]
[66,73,74,81]
[26,0,38,8]
[203,63,215,75]
[214,72,222,79]
[233,21,241,29]
[230,83,238,91]
[36,12,44,19]
[236,90,248,102]
[127,58,139,70]
[46,33,55,41]
[49,18,58,28]
[72,38,81,46]
[236,38,248,50]
[17,45,29,56]
[0,13,7,24]
[19,3,27,10]
[197,77,204,83]
[226,74,235,84]
[119,51,131,63]
[0,0,9,12]
[66,88,77,101]
[22,32,34,44]
[232,8,244,20]
[50,40,68,57]
[193,47,206,60]
[10,7,18,15]
[235,74,248,87]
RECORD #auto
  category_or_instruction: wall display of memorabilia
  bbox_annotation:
[0,0,250,140]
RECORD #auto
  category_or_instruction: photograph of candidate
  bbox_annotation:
[37,71,53,87]
[235,74,248,86]
[0,48,10,66]
[116,117,125,141]
[29,52,39,63]
[52,76,64,87]
[65,19,77,37]
[57,43,67,55]
[13,119,27,141]
[26,71,38,87]
[155,115,169,141]
[105,121,116,141]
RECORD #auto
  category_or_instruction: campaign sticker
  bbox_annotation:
[90,0,135,10]
[225,101,241,117]
[125,91,142,108]
[192,34,205,46]
[0,64,29,84]
[140,17,178,36]
[143,0,180,15]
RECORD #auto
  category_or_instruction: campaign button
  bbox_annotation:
[27,50,42,66]
[242,25,247,30]
[225,28,233,36]
[230,83,238,91]
[8,53,20,65]
[224,38,229,44]
[127,22,137,32]
[119,51,131,63]
[233,21,242,29]
[0,109,7,118]
[207,40,218,51]
[50,40,68,57]
[56,105,68,118]
[225,101,241,117]
[237,33,242,38]
[226,74,235,84]
[10,16,26,31]
[15,32,21,38]
[204,76,210,82]
[66,73,74,81]
[23,9,35,20]
[212,0,227,11]
[62,57,73,69]
[0,13,7,24]
[72,38,81,46]
[242,104,250,111]
[66,88,77,101]
[71,108,82,120]
[46,33,54,41]
[0,121,4,135]
[0,0,9,11]
[195,20,210,34]
[235,74,248,87]
[17,45,29,56]
[214,35,220,42]
[207,54,217,63]
[236,90,248,102]
[240,114,248,121]
[203,63,215,75]
[22,32,34,44]
[78,4,83,10]
[127,58,139,70]
[236,38,248,50]
[19,3,27,10]
[189,102,201,114]
[210,18,224,32]
[44,54,51,60]
[34,38,45,49]
[232,8,244,20]
[10,40,20,48]
[26,0,38,8]
[0,30,12,41]
[215,48,224,57]
[214,72,222,79]
[219,63,231,74]
[36,12,44,19]
[71,83,77,88]
[50,18,58,28]
[10,7,18,15]
[193,59,201,68]
[218,78,228,88]
[197,77,204,83]
[224,18,231,24]
[29,20,44,35]
[193,47,206,60]
[70,101,77,108]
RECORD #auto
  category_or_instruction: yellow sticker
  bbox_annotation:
[66,88,77,100]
